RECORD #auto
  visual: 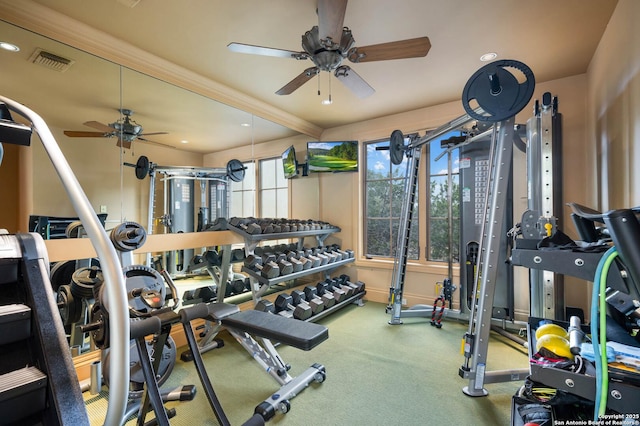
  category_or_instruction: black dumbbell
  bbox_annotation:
[317,280,346,303]
[274,293,312,320]
[305,285,334,309]
[255,299,276,313]
[292,289,323,315]
[339,274,365,294]
[244,254,280,279]
[193,285,216,303]
[304,248,324,267]
[326,278,354,298]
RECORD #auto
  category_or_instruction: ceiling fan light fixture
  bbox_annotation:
[480,52,498,62]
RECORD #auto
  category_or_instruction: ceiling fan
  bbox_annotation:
[227,0,431,99]
[63,108,169,149]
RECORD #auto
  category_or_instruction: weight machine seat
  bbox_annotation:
[208,303,328,351]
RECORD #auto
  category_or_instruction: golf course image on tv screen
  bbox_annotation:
[307,141,358,173]
[282,145,297,178]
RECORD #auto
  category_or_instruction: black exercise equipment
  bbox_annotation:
[275,293,312,320]
[304,285,332,310]
[461,59,535,123]
[291,289,323,315]
[317,280,346,303]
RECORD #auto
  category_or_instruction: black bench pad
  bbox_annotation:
[222,310,328,351]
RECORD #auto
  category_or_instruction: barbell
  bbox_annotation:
[386,59,535,165]
[124,156,246,182]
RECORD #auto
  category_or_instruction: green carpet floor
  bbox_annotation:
[85,301,530,425]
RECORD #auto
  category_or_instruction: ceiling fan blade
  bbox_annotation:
[83,120,114,132]
[139,132,168,137]
[137,137,176,149]
[334,66,375,98]
[227,42,307,59]
[317,0,348,47]
[64,131,108,137]
[348,37,431,63]
[276,67,319,95]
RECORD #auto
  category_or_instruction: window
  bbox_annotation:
[229,157,288,219]
[230,161,256,218]
[427,132,461,262]
[363,130,461,264]
[259,157,288,218]
[363,138,419,259]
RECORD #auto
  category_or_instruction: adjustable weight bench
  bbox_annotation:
[205,302,328,421]
[127,301,328,425]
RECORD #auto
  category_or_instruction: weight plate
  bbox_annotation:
[135,155,150,180]
[462,59,535,123]
[389,129,406,165]
[122,264,167,314]
[226,159,246,182]
[102,335,177,390]
[71,266,103,299]
[49,260,75,292]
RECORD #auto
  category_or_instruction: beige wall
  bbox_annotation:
[587,0,640,210]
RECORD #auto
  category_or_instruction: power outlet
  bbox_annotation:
[402,298,407,306]
[100,205,107,213]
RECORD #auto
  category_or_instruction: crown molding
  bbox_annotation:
[0,0,323,139]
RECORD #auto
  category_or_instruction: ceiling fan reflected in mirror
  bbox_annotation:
[63,108,169,149]
[227,0,431,98]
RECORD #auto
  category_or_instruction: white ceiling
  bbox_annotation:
[0,0,618,153]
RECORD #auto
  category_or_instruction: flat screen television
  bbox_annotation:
[281,145,298,179]
[306,140,358,173]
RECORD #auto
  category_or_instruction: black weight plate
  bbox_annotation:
[226,159,246,182]
[102,336,176,389]
[135,155,149,180]
[389,129,406,165]
[50,260,75,292]
[462,59,535,123]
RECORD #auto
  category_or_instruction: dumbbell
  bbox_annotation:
[331,244,354,259]
[302,248,322,268]
[316,280,346,303]
[274,293,312,320]
[305,285,334,309]
[255,299,276,313]
[292,289,323,315]
[193,285,216,303]
[325,278,354,298]
[266,252,293,276]
[284,250,310,271]
[339,274,365,294]
[319,246,342,262]
[230,278,246,295]
[243,254,280,279]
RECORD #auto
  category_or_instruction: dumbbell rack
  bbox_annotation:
[227,223,358,303]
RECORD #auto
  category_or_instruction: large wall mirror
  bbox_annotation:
[0,19,304,356]
[0,19,301,229]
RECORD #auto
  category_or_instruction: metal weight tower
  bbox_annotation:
[386,60,535,326]
[383,60,537,396]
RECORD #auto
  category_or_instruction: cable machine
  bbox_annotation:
[126,158,246,275]
[385,60,535,326]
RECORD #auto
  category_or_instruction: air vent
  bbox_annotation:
[28,49,74,72]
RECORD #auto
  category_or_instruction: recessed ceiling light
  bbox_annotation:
[180,140,189,144]
[0,42,20,52]
[480,52,497,62]
[240,123,251,127]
